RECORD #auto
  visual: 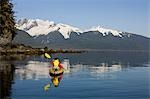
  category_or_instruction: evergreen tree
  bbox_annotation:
[0,0,16,46]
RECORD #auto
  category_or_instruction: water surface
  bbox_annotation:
[0,51,149,99]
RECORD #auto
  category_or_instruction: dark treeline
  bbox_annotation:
[0,0,16,47]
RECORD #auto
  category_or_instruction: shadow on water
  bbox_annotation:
[0,63,14,99]
[0,51,149,99]
[0,64,13,99]
[0,55,27,99]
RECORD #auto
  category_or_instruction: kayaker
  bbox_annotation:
[51,58,64,71]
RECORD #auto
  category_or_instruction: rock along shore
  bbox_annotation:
[0,44,85,55]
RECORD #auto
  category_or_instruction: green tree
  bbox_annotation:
[0,0,16,47]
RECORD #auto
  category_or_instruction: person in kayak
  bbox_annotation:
[51,58,64,71]
[51,58,63,87]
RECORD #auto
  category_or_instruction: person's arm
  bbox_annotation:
[59,64,63,68]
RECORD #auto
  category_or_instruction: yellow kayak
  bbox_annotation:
[49,67,64,76]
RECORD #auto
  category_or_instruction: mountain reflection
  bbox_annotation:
[90,63,122,74]
[14,59,120,79]
[14,59,127,80]
[15,61,49,80]
[15,59,71,80]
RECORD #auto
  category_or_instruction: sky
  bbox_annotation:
[12,0,149,37]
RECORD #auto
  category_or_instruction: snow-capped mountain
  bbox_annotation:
[85,26,123,37]
[16,18,82,39]
[16,18,126,39]
[13,18,149,50]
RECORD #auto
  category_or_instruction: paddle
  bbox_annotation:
[44,83,51,91]
[44,53,51,59]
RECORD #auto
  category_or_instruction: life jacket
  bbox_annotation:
[53,60,59,67]
[52,60,64,69]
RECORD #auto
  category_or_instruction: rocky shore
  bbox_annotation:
[0,44,85,55]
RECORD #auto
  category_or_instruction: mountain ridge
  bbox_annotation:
[16,18,133,39]
[12,30,149,51]
[13,18,149,50]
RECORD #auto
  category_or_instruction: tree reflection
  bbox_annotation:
[0,63,15,99]
[0,55,27,99]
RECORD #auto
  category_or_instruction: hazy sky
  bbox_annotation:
[13,0,149,37]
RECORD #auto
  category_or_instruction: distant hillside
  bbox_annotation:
[13,29,149,51]
[12,18,150,51]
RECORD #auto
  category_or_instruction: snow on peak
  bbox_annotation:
[16,18,126,39]
[86,26,123,37]
[16,18,57,36]
[16,18,82,39]
[56,23,82,39]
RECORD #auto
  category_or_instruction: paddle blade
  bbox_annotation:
[44,83,50,91]
[44,53,51,59]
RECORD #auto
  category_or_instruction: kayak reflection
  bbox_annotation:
[44,74,63,91]
[51,74,63,87]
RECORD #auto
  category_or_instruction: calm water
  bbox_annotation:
[0,51,149,99]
